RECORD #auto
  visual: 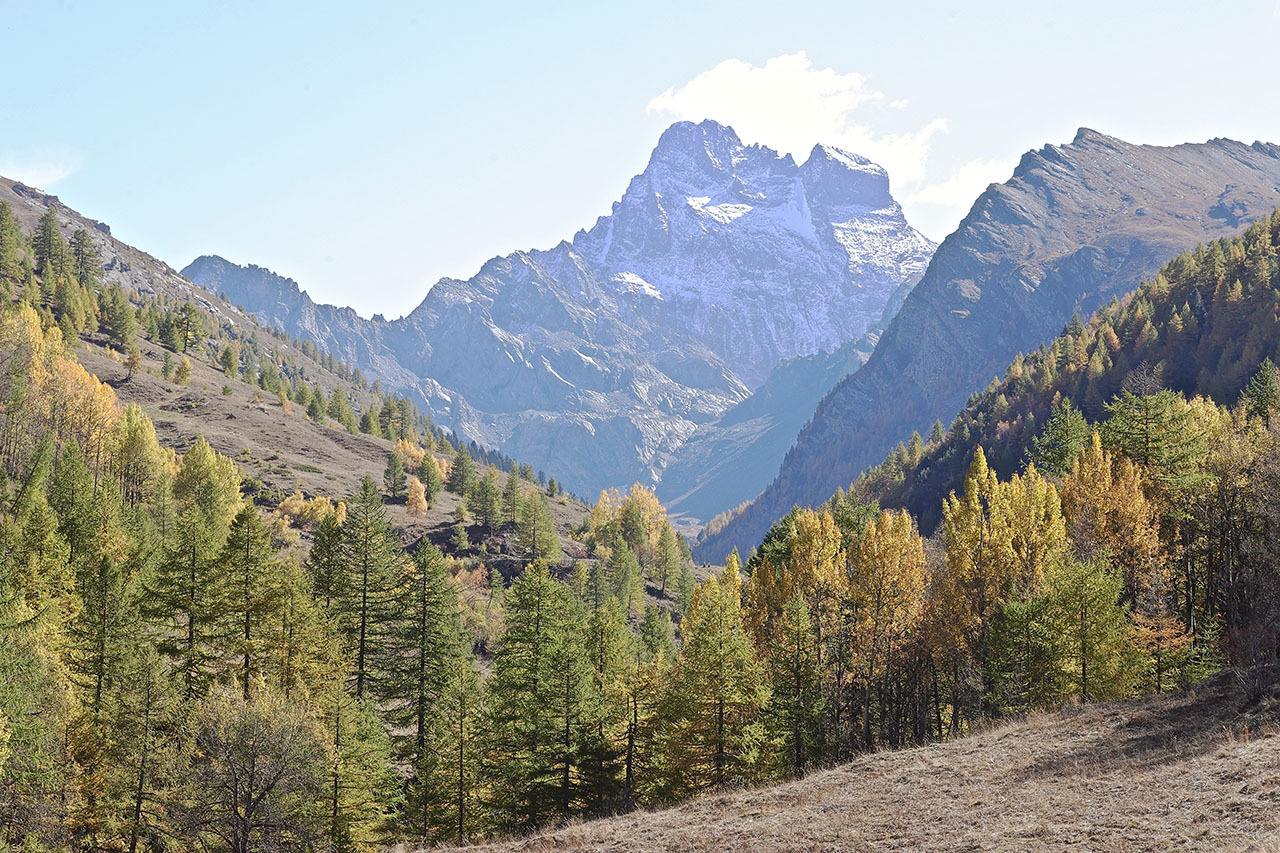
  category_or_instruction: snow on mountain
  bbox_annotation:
[187,119,935,500]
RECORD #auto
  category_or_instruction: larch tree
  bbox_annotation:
[663,554,769,796]
[847,509,926,748]
[338,476,403,699]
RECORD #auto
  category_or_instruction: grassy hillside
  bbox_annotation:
[75,337,591,567]
[435,675,1280,852]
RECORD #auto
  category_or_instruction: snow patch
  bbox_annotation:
[686,195,753,224]
[613,271,664,300]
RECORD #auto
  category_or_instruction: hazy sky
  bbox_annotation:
[6,1,1280,317]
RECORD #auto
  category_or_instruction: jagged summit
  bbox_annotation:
[187,121,935,499]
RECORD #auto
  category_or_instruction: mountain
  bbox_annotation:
[695,129,1280,561]
[2,177,215,311]
[856,208,1280,534]
[656,326,880,531]
[186,120,935,499]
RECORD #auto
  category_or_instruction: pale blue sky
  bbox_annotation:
[5,1,1280,317]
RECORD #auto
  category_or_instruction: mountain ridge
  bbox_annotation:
[695,129,1280,561]
[187,119,936,500]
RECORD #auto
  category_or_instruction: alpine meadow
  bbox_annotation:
[4,4,1280,852]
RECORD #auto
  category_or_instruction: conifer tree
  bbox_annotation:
[466,469,501,529]
[406,478,428,516]
[929,419,946,445]
[938,448,1016,655]
[483,563,611,829]
[445,445,476,495]
[383,452,406,500]
[766,590,822,776]
[848,509,926,747]
[1102,388,1207,492]
[385,544,470,840]
[1030,399,1091,476]
[607,543,643,616]
[449,521,469,553]
[338,476,402,699]
[307,512,346,610]
[653,523,681,597]
[220,506,290,699]
[517,490,560,562]
[1043,555,1138,702]
[663,554,768,795]
[68,483,134,717]
[0,201,20,284]
[502,464,521,527]
[419,455,444,503]
[1242,357,1280,426]
[318,683,399,853]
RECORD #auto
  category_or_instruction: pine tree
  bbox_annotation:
[663,555,768,795]
[419,456,444,503]
[502,464,521,527]
[383,452,406,500]
[483,563,611,829]
[338,476,402,699]
[1242,357,1280,426]
[1043,555,1138,702]
[466,469,501,529]
[220,506,290,699]
[445,445,476,495]
[1030,399,1091,476]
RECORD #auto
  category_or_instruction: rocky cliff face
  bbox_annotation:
[188,120,934,498]
[694,129,1280,561]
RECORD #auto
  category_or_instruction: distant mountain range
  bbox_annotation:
[694,129,1280,561]
[186,119,934,500]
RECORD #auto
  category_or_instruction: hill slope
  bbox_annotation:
[186,119,934,498]
[853,209,1280,533]
[435,677,1280,852]
[697,129,1280,561]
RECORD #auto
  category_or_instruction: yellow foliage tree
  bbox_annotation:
[406,477,428,516]
[938,447,1016,657]
[1004,463,1067,592]
[848,509,926,746]
[1060,433,1163,603]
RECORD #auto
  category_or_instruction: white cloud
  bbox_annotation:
[910,157,1016,208]
[0,149,81,189]
[647,53,1026,241]
[647,51,945,189]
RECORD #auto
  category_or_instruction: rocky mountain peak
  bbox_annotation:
[190,121,936,499]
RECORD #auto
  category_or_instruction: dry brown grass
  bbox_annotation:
[433,677,1280,853]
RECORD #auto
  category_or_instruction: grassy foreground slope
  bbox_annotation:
[436,676,1280,853]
